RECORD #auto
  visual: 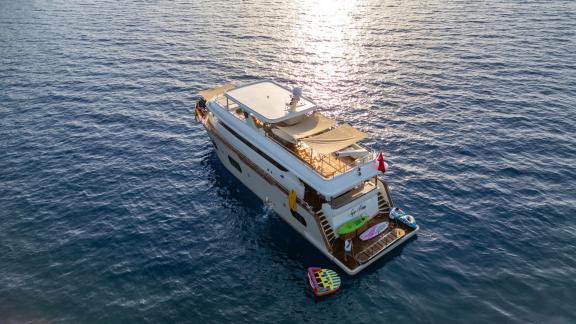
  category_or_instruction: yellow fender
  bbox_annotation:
[288,189,297,213]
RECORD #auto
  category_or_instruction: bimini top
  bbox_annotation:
[198,82,234,101]
[224,81,316,123]
[302,124,368,154]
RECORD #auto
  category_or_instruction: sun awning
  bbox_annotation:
[301,124,368,154]
[276,113,337,141]
[198,83,234,101]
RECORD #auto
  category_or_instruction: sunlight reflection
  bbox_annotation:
[291,0,360,89]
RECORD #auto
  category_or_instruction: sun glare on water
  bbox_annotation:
[295,0,359,78]
[292,0,357,89]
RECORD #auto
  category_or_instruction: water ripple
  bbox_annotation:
[1,0,575,323]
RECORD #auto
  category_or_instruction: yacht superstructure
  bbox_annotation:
[194,81,418,275]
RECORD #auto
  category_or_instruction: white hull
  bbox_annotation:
[207,127,325,249]
[205,118,418,275]
[194,80,419,275]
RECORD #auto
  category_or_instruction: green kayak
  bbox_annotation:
[337,216,369,235]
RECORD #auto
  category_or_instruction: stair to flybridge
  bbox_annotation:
[316,210,336,250]
[377,192,392,215]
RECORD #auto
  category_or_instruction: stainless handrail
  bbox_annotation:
[212,96,376,179]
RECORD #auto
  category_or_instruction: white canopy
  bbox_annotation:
[277,113,337,140]
[301,124,368,154]
[198,83,234,101]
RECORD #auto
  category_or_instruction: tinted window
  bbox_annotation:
[292,211,307,227]
[220,122,288,172]
[228,155,242,173]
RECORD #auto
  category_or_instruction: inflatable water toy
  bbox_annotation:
[389,207,405,219]
[337,216,369,235]
[398,214,417,229]
[359,222,389,241]
[390,207,417,229]
[307,267,341,297]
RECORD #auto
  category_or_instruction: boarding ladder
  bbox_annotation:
[315,210,336,251]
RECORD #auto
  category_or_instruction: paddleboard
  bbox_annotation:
[359,222,389,241]
[337,216,369,235]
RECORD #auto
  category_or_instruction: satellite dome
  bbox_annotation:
[292,87,302,98]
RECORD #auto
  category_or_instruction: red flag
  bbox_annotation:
[377,152,386,173]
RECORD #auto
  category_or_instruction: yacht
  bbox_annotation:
[194,81,418,275]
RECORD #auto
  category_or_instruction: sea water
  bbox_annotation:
[1,0,575,322]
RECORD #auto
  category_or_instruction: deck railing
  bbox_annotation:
[263,129,376,179]
[213,95,376,179]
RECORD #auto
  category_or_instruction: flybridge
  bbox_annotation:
[200,81,379,188]
[224,81,316,123]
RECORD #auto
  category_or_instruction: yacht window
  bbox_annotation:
[331,180,376,208]
[220,122,289,172]
[228,155,242,173]
[292,211,307,227]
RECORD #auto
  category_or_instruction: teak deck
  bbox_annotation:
[331,214,415,269]
[294,145,352,178]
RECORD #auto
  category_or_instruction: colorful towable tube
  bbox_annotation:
[307,267,341,297]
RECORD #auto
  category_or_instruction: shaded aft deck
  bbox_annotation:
[293,144,356,178]
[266,120,373,179]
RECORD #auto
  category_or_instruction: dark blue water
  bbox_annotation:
[1,0,575,322]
